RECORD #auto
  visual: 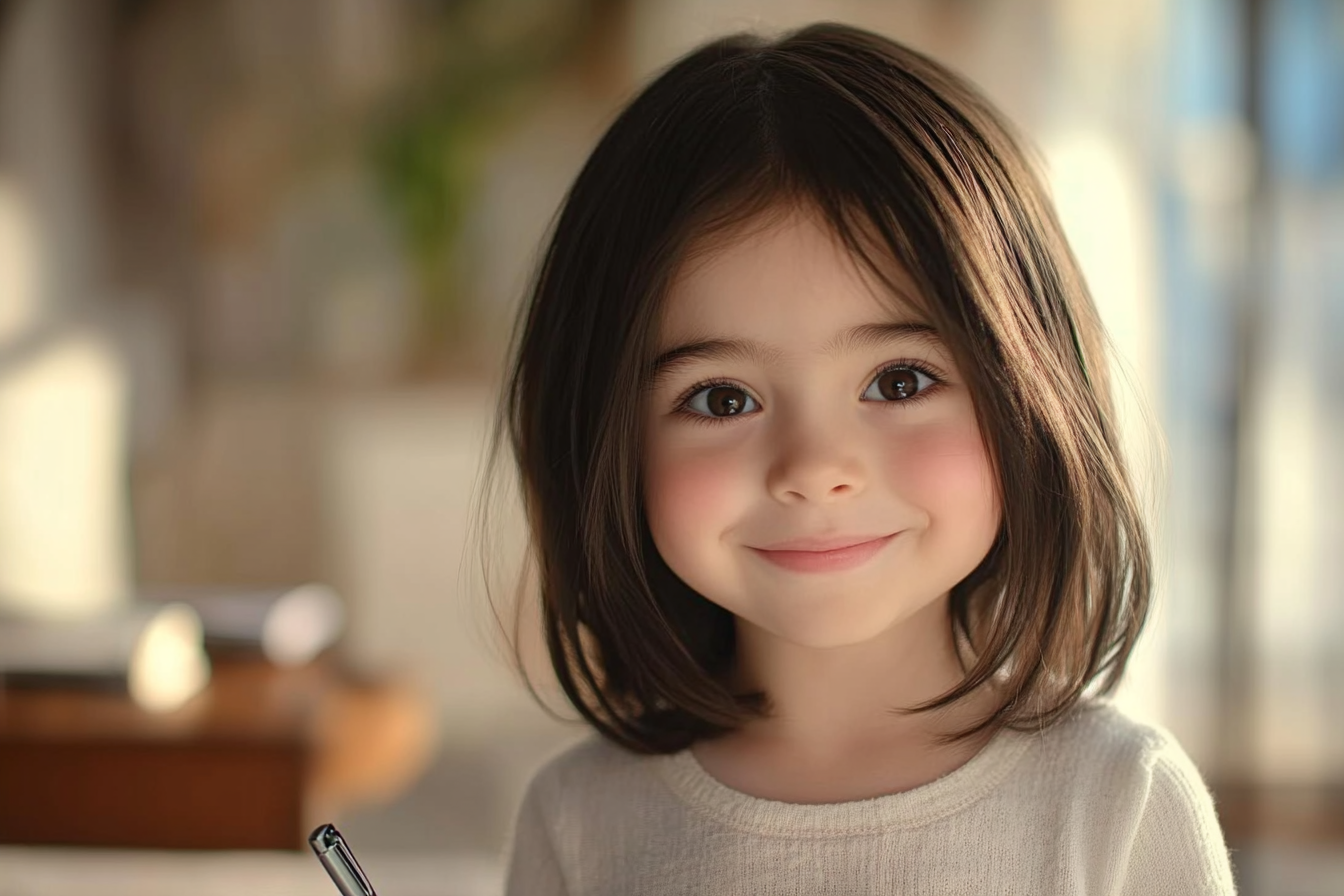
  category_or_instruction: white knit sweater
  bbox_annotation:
[504,700,1236,894]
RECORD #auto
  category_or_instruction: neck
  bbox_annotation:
[728,595,984,758]
[691,595,999,803]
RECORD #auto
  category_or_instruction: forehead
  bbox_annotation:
[657,208,926,346]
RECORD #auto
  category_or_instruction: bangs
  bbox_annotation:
[655,42,1014,411]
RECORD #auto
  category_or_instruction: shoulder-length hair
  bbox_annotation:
[485,21,1150,754]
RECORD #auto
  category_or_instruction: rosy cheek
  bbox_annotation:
[887,420,1000,531]
[644,440,748,549]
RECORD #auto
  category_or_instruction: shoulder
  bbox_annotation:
[508,736,643,896]
[528,734,642,788]
[520,734,654,818]
[1026,699,1218,811]
[1039,698,1168,747]
[1021,700,1236,894]
[1026,698,1209,779]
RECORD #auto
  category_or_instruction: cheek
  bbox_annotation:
[643,439,750,552]
[887,419,1001,540]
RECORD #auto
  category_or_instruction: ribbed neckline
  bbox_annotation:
[651,724,1037,837]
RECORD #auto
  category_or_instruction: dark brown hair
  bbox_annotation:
[484,22,1150,754]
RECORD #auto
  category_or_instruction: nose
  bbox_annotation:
[764,415,867,504]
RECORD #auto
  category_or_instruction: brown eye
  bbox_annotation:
[864,366,935,402]
[685,384,758,418]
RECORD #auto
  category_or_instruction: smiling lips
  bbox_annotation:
[750,533,899,573]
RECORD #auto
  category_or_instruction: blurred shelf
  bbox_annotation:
[0,657,436,850]
[1213,780,1344,849]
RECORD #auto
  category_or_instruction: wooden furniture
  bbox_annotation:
[0,657,435,850]
[1212,780,1344,850]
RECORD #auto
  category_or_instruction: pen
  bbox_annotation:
[309,823,378,896]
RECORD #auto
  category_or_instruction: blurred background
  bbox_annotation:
[0,0,1339,893]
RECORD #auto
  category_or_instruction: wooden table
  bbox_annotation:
[0,657,435,850]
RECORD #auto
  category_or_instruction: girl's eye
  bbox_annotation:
[863,365,938,402]
[683,384,759,418]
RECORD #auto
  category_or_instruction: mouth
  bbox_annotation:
[748,532,899,573]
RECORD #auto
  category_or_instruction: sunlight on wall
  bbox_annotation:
[0,180,130,619]
[1043,128,1169,728]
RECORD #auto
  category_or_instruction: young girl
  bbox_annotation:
[493,21,1235,895]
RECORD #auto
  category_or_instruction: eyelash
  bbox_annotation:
[671,359,948,426]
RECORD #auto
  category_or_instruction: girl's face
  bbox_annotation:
[642,208,1001,651]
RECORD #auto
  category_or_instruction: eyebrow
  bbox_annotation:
[647,321,944,386]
